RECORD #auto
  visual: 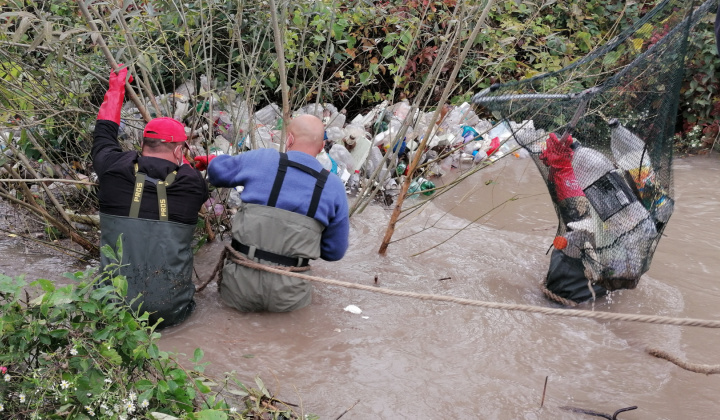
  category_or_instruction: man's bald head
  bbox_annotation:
[287,114,325,156]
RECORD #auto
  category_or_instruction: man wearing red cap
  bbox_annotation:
[93,66,208,328]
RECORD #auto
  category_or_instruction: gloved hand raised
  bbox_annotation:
[194,154,217,171]
[541,133,584,201]
[539,132,573,169]
[97,66,134,124]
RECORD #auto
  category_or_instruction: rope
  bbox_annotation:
[197,245,720,329]
[196,244,311,292]
[540,281,578,307]
[647,348,720,374]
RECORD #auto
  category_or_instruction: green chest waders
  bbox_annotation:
[222,153,328,312]
[100,165,196,328]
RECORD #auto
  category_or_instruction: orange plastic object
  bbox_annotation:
[553,236,568,250]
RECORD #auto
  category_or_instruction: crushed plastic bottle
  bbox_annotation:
[609,119,673,225]
[419,178,436,196]
[347,170,361,195]
[330,143,356,173]
[396,162,407,176]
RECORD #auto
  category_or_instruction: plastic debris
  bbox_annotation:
[343,305,362,314]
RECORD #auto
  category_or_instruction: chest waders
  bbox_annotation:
[222,153,328,312]
[100,163,196,328]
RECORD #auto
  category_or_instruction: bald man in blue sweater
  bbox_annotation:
[200,115,349,312]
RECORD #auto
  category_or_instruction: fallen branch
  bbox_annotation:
[560,405,637,420]
[1,178,96,185]
[335,399,360,420]
[65,210,100,228]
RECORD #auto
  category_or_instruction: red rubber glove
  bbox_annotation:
[97,66,133,124]
[194,154,217,171]
[540,133,584,201]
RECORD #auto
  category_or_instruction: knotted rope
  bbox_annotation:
[197,246,720,329]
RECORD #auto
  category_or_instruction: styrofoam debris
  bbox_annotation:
[343,305,362,314]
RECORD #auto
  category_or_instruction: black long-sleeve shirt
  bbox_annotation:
[92,120,208,225]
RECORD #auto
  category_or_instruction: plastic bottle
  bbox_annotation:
[609,119,673,225]
[330,144,356,173]
[316,149,338,174]
[570,141,658,282]
[348,170,361,195]
[407,179,421,196]
[419,178,436,196]
[396,162,407,176]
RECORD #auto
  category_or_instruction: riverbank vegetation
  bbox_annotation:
[0,242,309,419]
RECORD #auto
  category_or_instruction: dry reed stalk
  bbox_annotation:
[378,0,496,254]
[74,0,151,123]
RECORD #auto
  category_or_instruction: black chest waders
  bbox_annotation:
[100,164,196,328]
[222,153,328,312]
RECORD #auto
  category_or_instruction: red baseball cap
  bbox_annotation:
[143,117,187,142]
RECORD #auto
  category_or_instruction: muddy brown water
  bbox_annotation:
[1,155,719,419]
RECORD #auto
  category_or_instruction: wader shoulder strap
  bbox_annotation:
[129,163,178,221]
[267,153,330,219]
[130,164,146,218]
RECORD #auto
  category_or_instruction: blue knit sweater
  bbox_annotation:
[207,149,349,261]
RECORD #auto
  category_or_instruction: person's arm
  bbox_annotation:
[92,67,132,177]
[320,188,350,261]
[206,154,246,187]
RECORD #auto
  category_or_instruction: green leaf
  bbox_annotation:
[31,278,55,292]
[49,328,69,339]
[169,369,186,381]
[0,274,26,298]
[135,379,154,391]
[255,377,270,398]
[195,379,211,393]
[148,343,160,359]
[227,388,249,397]
[100,244,117,261]
[157,380,169,393]
[112,275,128,297]
[139,388,153,405]
[115,234,123,260]
[100,346,122,364]
[382,45,395,58]
[192,348,204,363]
[359,71,371,85]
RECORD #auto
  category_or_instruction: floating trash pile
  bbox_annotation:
[1,75,546,230]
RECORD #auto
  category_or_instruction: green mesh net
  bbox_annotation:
[472,0,713,296]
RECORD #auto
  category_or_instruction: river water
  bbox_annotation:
[2,154,719,419]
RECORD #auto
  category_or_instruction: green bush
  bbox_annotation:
[0,242,307,419]
[0,0,716,161]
